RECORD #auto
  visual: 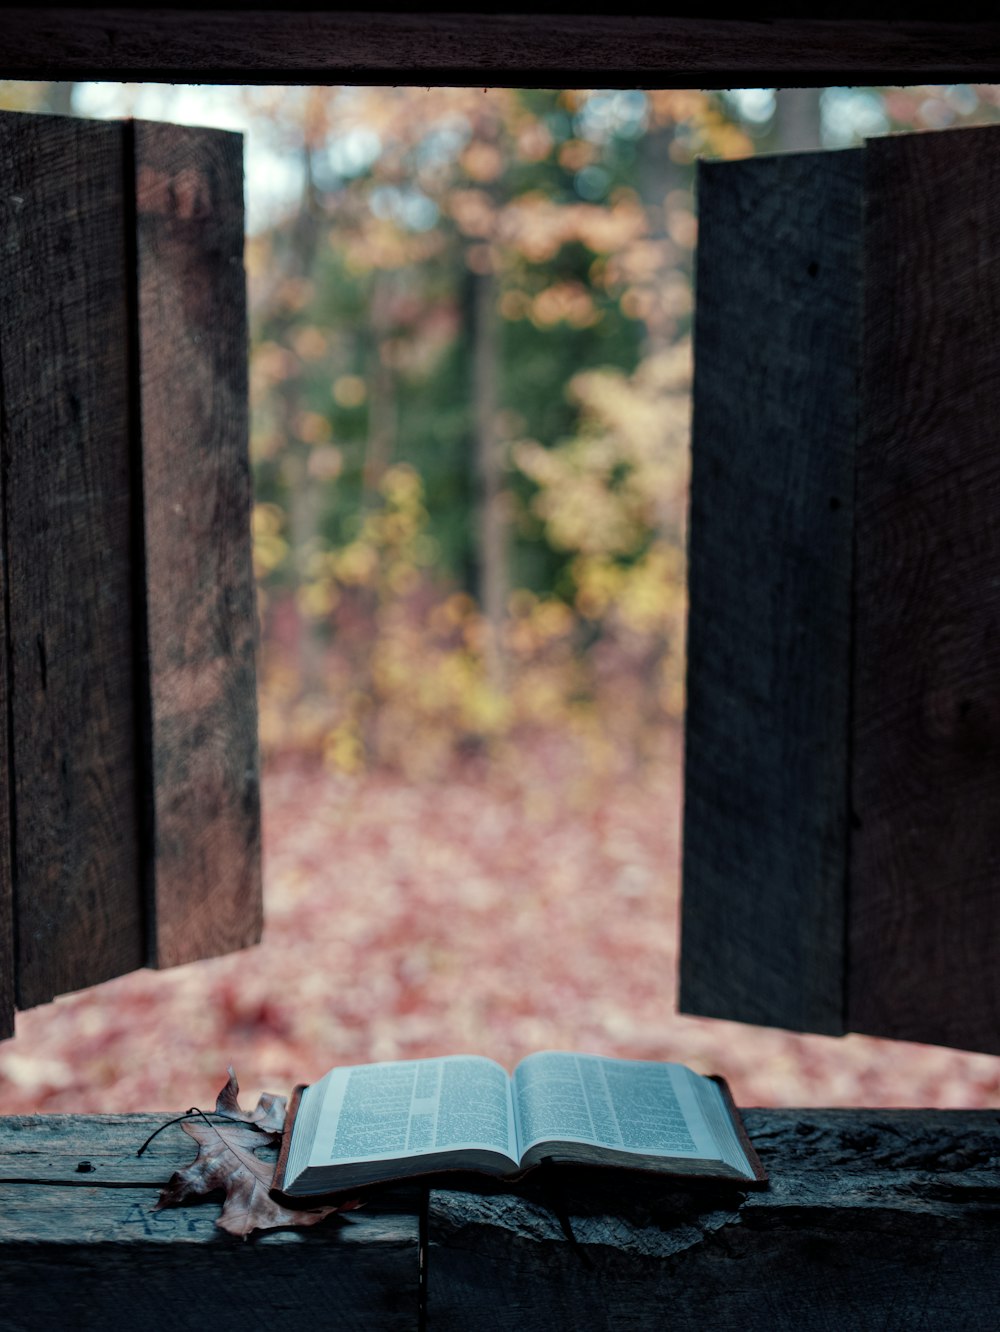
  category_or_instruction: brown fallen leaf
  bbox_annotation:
[157,1117,352,1238]
[155,1070,360,1238]
[214,1065,287,1135]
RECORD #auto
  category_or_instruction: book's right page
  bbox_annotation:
[512,1052,757,1179]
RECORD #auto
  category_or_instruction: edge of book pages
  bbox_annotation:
[271,1074,768,1199]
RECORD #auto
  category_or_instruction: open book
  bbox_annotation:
[273,1051,765,1195]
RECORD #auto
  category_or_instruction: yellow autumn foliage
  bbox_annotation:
[257,326,692,776]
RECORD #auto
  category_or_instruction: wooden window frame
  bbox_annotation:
[0,12,999,91]
[1,24,998,1327]
[4,11,999,1044]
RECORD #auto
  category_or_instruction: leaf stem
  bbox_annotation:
[136,1107,210,1156]
[137,1106,277,1157]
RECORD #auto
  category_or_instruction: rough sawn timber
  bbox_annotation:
[0,1114,419,1330]
[0,1111,996,1329]
[0,111,262,1025]
[0,112,144,1012]
[680,149,861,1036]
[428,1108,1000,1330]
[133,120,262,968]
[849,125,1000,1054]
[1,12,1000,86]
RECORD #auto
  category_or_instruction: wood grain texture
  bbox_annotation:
[1,12,1000,84]
[849,126,1000,1053]
[429,1108,1000,1330]
[0,1110,997,1330]
[680,150,862,1035]
[0,376,13,1038]
[133,120,261,968]
[0,1115,420,1330]
[0,113,144,1009]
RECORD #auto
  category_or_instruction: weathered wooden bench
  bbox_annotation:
[2,1108,997,1330]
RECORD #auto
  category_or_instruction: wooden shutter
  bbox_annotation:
[0,112,261,1036]
[680,149,861,1038]
[681,124,1000,1055]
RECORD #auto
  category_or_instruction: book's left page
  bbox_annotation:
[281,1055,519,1194]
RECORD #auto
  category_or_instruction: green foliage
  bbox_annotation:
[244,85,708,771]
[251,89,661,595]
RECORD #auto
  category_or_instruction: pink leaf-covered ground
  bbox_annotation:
[0,725,997,1114]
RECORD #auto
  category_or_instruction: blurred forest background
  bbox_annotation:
[1,80,999,1112]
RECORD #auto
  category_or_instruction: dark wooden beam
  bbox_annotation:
[2,12,1000,85]
[429,1108,1000,1330]
[1,1109,997,1329]
[0,1114,420,1328]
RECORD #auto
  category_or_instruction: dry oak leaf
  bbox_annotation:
[155,1069,360,1239]
[214,1065,288,1135]
[157,1118,349,1238]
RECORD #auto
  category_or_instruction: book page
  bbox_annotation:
[306,1055,518,1167]
[512,1052,722,1160]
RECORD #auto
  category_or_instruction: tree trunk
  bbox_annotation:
[637,120,683,358]
[772,87,823,153]
[364,271,397,499]
[44,83,76,116]
[284,447,325,694]
[279,146,325,696]
[471,262,507,689]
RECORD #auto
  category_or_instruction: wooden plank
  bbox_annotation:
[680,150,862,1035]
[0,1111,423,1202]
[1,1110,999,1328]
[849,126,1000,1053]
[0,113,144,1009]
[0,374,13,1038]
[0,1114,196,1186]
[0,1198,419,1329]
[429,1108,1000,1330]
[1,1109,998,1329]
[1,12,1000,85]
[132,120,262,968]
[0,1114,420,1328]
